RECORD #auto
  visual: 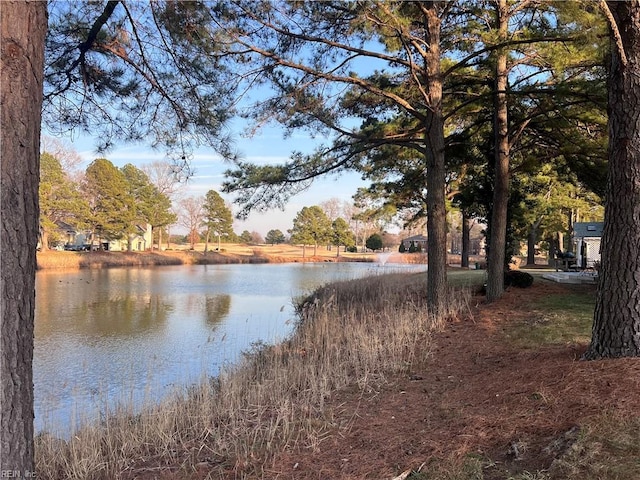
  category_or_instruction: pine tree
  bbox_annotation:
[39,152,89,250]
[585,1,640,359]
[84,158,135,247]
[265,229,286,245]
[331,217,355,257]
[290,206,332,257]
[202,190,234,252]
[121,164,176,251]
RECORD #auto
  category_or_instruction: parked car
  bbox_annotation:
[64,244,90,251]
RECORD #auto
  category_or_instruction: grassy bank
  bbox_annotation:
[36,249,271,270]
[35,271,468,479]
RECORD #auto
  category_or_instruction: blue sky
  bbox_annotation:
[42,2,391,237]
[54,122,367,236]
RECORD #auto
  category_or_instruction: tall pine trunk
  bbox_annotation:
[585,1,640,359]
[1,1,47,472]
[486,0,510,303]
[424,6,448,317]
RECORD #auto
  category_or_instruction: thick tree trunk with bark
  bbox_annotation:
[1,1,47,472]
[585,1,640,359]
[486,0,510,303]
[424,7,448,317]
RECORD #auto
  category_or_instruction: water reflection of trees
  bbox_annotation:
[204,294,231,325]
[79,294,173,336]
[35,269,175,337]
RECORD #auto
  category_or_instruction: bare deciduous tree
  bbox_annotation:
[178,196,204,250]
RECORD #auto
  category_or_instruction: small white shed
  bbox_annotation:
[572,222,603,269]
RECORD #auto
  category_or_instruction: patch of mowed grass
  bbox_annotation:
[446,269,486,288]
[505,286,595,348]
[549,413,640,479]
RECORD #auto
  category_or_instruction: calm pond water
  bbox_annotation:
[34,261,426,435]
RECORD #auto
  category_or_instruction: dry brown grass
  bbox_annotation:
[36,244,383,270]
[34,272,469,479]
[36,250,185,269]
[37,245,479,272]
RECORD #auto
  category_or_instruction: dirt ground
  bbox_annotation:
[261,280,640,480]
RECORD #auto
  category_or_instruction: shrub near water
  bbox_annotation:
[35,272,470,479]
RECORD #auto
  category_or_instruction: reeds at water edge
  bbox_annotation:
[35,271,470,479]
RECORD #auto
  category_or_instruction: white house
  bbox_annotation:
[572,222,603,269]
[107,224,153,251]
[59,222,152,251]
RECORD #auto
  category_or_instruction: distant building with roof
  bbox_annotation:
[57,222,152,252]
[400,234,428,252]
[572,222,603,269]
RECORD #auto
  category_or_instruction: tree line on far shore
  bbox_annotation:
[40,150,411,255]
